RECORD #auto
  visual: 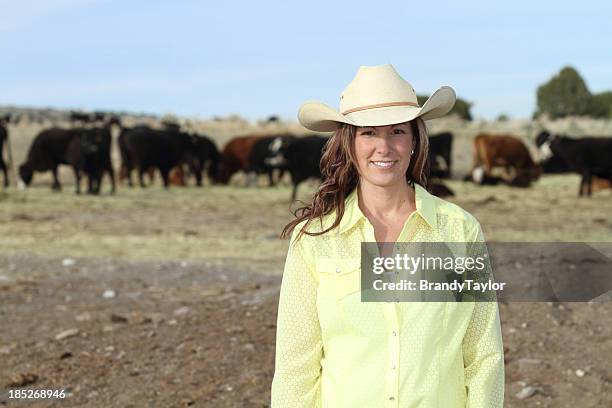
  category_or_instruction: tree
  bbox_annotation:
[591,91,612,118]
[496,113,510,122]
[535,66,592,118]
[417,95,472,120]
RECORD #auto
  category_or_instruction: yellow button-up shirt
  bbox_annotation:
[271,184,504,407]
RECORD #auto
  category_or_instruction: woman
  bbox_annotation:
[271,64,504,407]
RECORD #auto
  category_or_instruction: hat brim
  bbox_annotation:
[298,86,456,132]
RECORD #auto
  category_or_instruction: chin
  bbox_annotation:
[363,174,405,188]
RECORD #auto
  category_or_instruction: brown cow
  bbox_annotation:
[591,176,612,192]
[217,133,293,184]
[169,165,186,186]
[471,134,541,187]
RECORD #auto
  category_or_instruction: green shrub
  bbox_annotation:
[535,66,592,118]
[496,113,510,122]
[590,91,612,118]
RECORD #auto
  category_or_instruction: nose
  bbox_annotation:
[374,130,394,155]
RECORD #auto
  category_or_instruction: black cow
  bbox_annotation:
[430,182,454,197]
[66,128,111,194]
[20,128,75,190]
[191,134,220,185]
[535,131,612,191]
[69,111,92,124]
[428,132,453,178]
[92,111,108,122]
[272,135,328,200]
[120,127,201,188]
[91,121,117,193]
[5,113,20,125]
[539,154,569,174]
[535,131,574,174]
[247,135,295,186]
[79,119,118,193]
[118,125,153,186]
[164,134,220,187]
[536,131,612,196]
[0,117,9,187]
[19,121,117,194]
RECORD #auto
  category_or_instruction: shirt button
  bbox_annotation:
[335,267,341,273]
[392,363,396,370]
[392,331,397,337]
[389,396,395,401]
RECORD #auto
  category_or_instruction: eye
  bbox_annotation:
[359,129,375,136]
[392,128,406,135]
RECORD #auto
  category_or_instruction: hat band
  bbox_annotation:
[341,101,419,115]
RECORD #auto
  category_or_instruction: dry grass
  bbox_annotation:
[0,184,299,275]
[1,174,610,279]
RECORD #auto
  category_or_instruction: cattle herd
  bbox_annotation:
[0,114,334,199]
[464,131,612,195]
[0,112,611,199]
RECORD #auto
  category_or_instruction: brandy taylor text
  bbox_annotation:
[372,279,506,292]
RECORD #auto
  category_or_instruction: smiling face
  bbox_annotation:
[353,122,415,188]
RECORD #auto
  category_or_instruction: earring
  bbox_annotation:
[411,149,414,155]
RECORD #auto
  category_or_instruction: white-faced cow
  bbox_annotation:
[536,131,612,196]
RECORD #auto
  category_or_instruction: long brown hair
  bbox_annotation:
[281,117,431,241]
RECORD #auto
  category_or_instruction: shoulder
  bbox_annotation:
[291,207,343,238]
[288,214,346,262]
[289,218,328,247]
[292,218,325,237]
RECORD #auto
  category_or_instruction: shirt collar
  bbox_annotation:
[337,183,438,234]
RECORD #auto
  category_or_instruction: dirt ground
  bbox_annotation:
[1,164,611,406]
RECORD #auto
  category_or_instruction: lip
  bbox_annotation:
[370,160,398,169]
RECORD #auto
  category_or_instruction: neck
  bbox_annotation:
[357,180,415,220]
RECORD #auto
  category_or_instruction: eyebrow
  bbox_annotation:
[358,125,407,132]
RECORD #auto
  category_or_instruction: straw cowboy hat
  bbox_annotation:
[298,64,456,132]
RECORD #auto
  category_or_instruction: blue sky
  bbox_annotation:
[1,0,611,120]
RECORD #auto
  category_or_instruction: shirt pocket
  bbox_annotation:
[316,257,361,300]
